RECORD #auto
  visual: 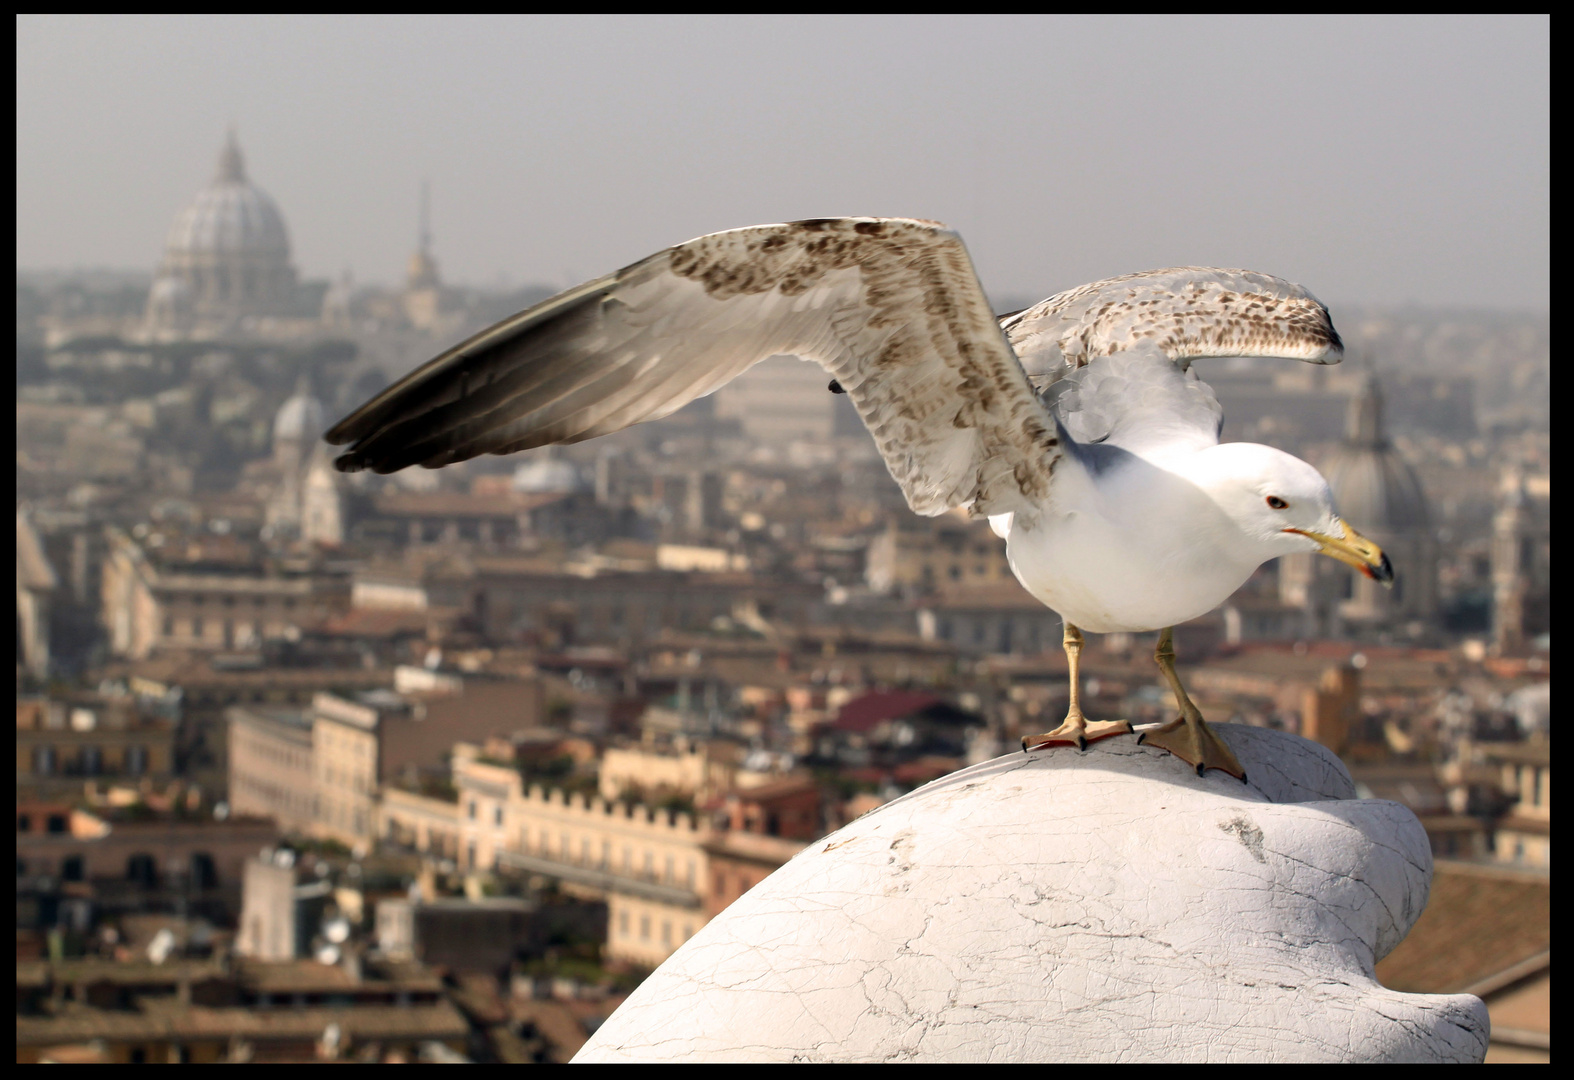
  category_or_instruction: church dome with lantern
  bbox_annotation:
[1281,372,1439,632]
[273,384,327,448]
[147,130,299,328]
[1319,376,1431,533]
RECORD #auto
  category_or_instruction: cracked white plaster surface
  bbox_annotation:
[575,725,1488,1063]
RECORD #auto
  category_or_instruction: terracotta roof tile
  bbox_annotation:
[834,691,944,733]
[1375,860,1550,994]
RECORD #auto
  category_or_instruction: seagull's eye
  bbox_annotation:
[1266,496,1289,510]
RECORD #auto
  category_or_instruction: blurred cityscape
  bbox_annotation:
[17,135,1550,1062]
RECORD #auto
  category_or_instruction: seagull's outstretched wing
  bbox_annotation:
[327,218,1060,518]
[998,267,1343,394]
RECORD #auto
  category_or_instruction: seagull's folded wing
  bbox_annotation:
[327,218,1061,518]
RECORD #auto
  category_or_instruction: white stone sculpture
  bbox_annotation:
[575,725,1488,1063]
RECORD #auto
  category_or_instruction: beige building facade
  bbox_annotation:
[225,705,315,835]
[865,514,1013,596]
[311,693,381,848]
[101,529,350,659]
[1489,743,1550,869]
[380,786,461,861]
[451,745,709,968]
[598,741,740,803]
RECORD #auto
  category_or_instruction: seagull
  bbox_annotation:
[327,218,1393,782]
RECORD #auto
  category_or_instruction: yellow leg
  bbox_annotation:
[1022,623,1133,752]
[1136,627,1248,781]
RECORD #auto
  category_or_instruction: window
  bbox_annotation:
[46,814,67,835]
[639,915,650,941]
[644,851,654,877]
[62,855,84,882]
[618,910,630,937]
[468,801,477,820]
[683,923,693,940]
[190,853,218,890]
[661,921,671,946]
[17,814,31,832]
[126,853,157,887]
[494,806,503,827]
[126,745,148,776]
[34,746,56,776]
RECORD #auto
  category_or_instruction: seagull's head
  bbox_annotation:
[1193,443,1394,586]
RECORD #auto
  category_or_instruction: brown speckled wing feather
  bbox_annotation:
[326,218,1061,518]
[998,267,1343,395]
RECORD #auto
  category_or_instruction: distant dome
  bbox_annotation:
[1319,374,1430,532]
[164,142,290,260]
[148,130,298,326]
[512,454,584,494]
[1322,450,1430,531]
[275,386,327,444]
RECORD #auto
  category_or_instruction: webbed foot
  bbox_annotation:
[1137,716,1248,782]
[1022,717,1133,754]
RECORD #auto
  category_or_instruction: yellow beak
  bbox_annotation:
[1285,519,1394,587]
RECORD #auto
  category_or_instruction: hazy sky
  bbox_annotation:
[17,16,1548,310]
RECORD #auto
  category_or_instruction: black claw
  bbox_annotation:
[1076,736,1088,753]
[1240,772,1249,785]
[1136,733,1147,745]
[1196,762,1207,778]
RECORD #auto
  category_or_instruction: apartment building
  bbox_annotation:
[17,695,175,800]
[228,667,543,847]
[101,528,350,659]
[865,514,1013,596]
[1488,742,1550,868]
[451,746,708,969]
[226,705,315,835]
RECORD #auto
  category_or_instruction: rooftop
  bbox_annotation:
[1375,860,1550,995]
